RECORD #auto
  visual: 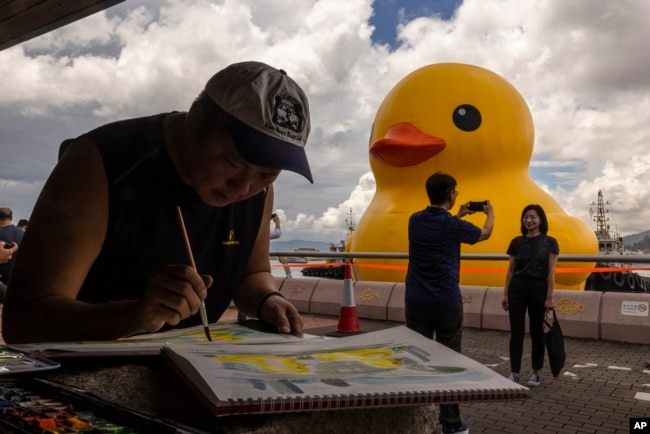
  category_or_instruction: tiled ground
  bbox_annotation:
[2,307,648,433]
[303,313,650,434]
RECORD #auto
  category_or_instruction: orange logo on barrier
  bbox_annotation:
[288,285,304,296]
[359,288,382,302]
[555,298,584,314]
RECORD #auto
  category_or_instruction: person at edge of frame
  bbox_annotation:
[502,204,559,388]
[405,172,495,434]
[2,61,313,343]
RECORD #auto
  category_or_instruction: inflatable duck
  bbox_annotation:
[347,63,598,290]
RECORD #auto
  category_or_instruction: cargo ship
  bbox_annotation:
[584,190,650,292]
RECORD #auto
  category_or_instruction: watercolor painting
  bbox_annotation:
[206,343,479,395]
[162,326,529,410]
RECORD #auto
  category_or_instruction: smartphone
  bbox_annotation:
[467,201,487,212]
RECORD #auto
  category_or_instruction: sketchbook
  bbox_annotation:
[161,325,529,417]
[10,321,319,358]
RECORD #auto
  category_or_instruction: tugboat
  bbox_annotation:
[585,190,650,292]
[301,208,355,280]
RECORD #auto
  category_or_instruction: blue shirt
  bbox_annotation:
[405,206,481,307]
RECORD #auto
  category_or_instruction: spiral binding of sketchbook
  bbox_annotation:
[161,326,529,416]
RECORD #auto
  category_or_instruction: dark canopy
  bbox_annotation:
[0,0,124,50]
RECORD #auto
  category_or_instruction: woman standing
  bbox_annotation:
[501,204,558,386]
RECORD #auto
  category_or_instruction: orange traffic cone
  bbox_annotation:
[336,262,361,333]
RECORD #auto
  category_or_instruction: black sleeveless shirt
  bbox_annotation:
[63,114,265,329]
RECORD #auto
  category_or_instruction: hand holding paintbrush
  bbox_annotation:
[176,206,212,341]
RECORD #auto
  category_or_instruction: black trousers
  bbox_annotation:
[507,275,547,373]
[406,302,463,427]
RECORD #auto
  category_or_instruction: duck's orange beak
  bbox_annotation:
[369,122,446,167]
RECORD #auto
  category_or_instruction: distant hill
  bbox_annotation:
[624,230,650,252]
[270,239,337,253]
[623,230,650,245]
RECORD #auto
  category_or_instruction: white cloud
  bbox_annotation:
[1,0,650,242]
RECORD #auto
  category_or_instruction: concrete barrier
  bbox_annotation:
[278,277,320,314]
[387,283,406,322]
[552,290,601,340]
[278,277,648,344]
[354,280,395,320]
[480,287,511,332]
[460,286,488,329]
[309,278,345,316]
[600,292,650,344]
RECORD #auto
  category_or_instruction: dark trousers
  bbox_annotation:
[405,302,463,427]
[507,275,547,373]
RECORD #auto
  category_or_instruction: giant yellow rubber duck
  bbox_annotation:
[347,63,598,290]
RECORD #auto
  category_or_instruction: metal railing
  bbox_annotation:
[269,251,650,278]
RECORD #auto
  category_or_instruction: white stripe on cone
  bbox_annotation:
[337,262,361,332]
[341,268,355,306]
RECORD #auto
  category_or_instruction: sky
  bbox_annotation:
[1,0,650,244]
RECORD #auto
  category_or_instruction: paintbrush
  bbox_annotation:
[176,206,212,342]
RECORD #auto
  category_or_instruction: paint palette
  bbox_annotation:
[0,378,198,433]
[0,349,59,375]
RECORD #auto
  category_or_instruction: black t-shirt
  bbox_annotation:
[62,114,266,329]
[506,234,559,279]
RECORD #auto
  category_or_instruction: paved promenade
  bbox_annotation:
[1,308,647,433]
[301,313,650,434]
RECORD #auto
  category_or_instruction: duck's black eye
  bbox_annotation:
[453,104,481,132]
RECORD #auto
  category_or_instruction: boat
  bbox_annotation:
[299,241,347,279]
[300,208,355,280]
[284,257,309,264]
[584,190,650,293]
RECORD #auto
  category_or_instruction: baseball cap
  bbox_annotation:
[205,61,313,183]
